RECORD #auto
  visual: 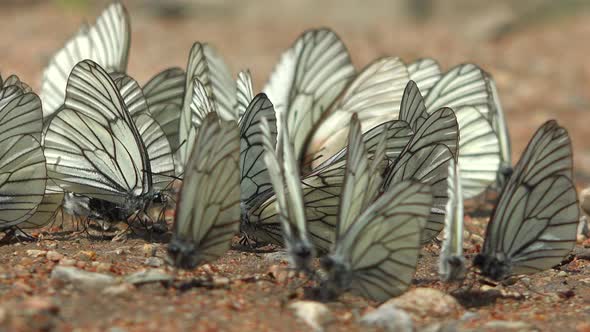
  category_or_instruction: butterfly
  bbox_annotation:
[44,60,154,223]
[40,1,130,121]
[172,43,238,174]
[263,28,355,163]
[438,159,466,282]
[260,111,315,272]
[167,112,240,269]
[473,120,578,280]
[319,113,432,302]
[110,73,176,193]
[0,74,47,229]
[383,81,459,243]
[409,60,511,198]
[301,56,409,171]
[244,117,414,253]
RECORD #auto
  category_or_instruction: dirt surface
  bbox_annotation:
[1,1,590,331]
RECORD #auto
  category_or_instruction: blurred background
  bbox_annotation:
[1,0,589,185]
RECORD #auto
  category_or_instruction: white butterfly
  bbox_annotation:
[319,114,432,302]
[260,111,315,272]
[438,159,466,282]
[40,1,130,120]
[263,28,355,163]
[474,120,578,280]
[168,112,241,269]
[0,75,46,229]
[409,59,511,198]
[44,60,153,221]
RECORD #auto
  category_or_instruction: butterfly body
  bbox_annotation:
[473,253,512,281]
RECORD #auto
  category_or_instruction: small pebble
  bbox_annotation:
[288,301,332,332]
[46,251,63,262]
[557,271,568,277]
[144,257,163,267]
[26,250,46,258]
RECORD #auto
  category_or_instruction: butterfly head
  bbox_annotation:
[289,240,315,273]
[167,236,201,270]
[318,255,351,300]
[440,255,467,282]
[473,253,511,281]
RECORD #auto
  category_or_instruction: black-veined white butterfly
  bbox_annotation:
[40,1,130,121]
[410,60,511,198]
[438,159,466,282]
[44,60,153,222]
[0,75,46,229]
[143,67,185,152]
[260,112,315,272]
[167,112,240,269]
[319,114,432,302]
[111,72,176,192]
[263,28,355,163]
[239,94,277,216]
[244,118,414,253]
[474,120,578,280]
[301,57,409,171]
[385,81,459,242]
[174,43,238,174]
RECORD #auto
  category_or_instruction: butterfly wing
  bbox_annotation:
[477,121,577,279]
[0,135,46,229]
[41,2,130,119]
[455,105,501,199]
[334,180,432,302]
[439,159,466,281]
[302,57,409,169]
[239,94,277,206]
[169,112,240,269]
[407,58,441,96]
[177,78,216,175]
[143,67,186,151]
[263,28,355,161]
[398,80,429,132]
[236,70,254,120]
[383,108,458,242]
[44,60,150,205]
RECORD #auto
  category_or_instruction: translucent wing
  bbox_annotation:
[3,74,32,93]
[168,112,240,269]
[333,180,432,302]
[239,94,277,206]
[112,73,175,190]
[476,121,577,280]
[236,70,254,120]
[0,86,43,141]
[143,67,186,151]
[44,60,150,206]
[336,114,371,240]
[407,58,441,96]
[261,113,314,270]
[263,28,355,160]
[455,105,501,199]
[204,45,236,121]
[383,108,458,242]
[0,135,47,229]
[177,79,215,175]
[247,120,413,253]
[40,2,130,118]
[439,159,466,282]
[302,57,409,169]
[134,114,175,191]
[423,63,489,114]
[112,73,150,117]
[486,75,512,182]
[398,80,429,132]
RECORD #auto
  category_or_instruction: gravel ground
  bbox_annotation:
[1,1,590,331]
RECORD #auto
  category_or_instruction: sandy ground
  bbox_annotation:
[1,1,590,331]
